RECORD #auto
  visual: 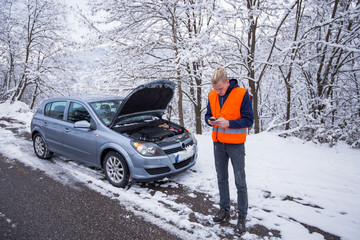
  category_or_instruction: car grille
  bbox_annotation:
[145,155,194,176]
[173,156,194,169]
[145,166,171,175]
[163,140,194,155]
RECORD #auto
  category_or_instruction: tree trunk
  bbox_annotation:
[247,0,260,133]
[176,68,184,126]
[285,84,291,130]
[195,63,202,134]
[285,0,302,130]
[30,83,39,110]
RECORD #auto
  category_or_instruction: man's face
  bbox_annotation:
[212,79,229,96]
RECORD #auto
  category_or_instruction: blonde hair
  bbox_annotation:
[211,67,228,84]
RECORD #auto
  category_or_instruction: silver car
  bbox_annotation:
[30,79,197,187]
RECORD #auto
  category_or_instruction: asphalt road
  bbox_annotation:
[0,154,180,240]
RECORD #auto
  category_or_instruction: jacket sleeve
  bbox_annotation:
[204,100,213,127]
[229,91,254,129]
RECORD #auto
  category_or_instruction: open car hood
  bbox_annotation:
[110,79,176,128]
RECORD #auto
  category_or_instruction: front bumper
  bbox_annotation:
[129,143,198,182]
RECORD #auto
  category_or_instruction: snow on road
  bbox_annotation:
[1,101,359,240]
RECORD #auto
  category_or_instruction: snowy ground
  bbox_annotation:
[0,101,359,240]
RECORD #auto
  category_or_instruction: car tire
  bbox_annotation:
[103,151,130,188]
[33,133,53,159]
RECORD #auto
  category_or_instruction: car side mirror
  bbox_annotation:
[74,120,91,128]
[90,118,97,130]
[74,119,97,130]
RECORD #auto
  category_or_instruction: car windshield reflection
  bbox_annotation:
[89,100,122,126]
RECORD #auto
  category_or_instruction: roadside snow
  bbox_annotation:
[177,133,360,240]
[1,101,359,240]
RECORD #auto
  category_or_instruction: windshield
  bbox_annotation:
[89,100,122,126]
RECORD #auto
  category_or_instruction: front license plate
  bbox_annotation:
[175,145,194,163]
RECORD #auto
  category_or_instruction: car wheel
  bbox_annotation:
[104,151,130,188]
[33,133,53,159]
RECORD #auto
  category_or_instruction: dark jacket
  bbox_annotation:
[205,79,254,129]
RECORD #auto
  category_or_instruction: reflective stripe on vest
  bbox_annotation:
[213,127,247,134]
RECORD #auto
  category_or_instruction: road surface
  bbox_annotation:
[0,154,180,240]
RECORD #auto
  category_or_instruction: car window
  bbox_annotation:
[67,102,91,123]
[44,101,66,120]
[90,100,122,126]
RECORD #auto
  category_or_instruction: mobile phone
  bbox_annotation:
[209,117,217,122]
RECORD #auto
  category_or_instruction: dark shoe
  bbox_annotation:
[213,208,230,223]
[235,215,246,235]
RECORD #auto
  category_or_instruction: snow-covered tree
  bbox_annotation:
[89,0,227,133]
[292,0,360,146]
[2,0,357,147]
[0,0,72,108]
[219,0,360,147]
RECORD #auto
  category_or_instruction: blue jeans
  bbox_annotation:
[214,142,248,216]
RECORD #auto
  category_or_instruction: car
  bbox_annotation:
[30,79,197,187]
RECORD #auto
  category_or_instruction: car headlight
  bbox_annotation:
[186,128,197,144]
[131,141,165,157]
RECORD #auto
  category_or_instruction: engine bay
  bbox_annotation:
[113,119,187,143]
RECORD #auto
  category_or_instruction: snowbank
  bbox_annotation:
[1,101,359,240]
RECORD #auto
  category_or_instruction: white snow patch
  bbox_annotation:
[1,101,359,240]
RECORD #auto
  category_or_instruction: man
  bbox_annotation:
[205,67,254,235]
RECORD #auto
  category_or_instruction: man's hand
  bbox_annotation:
[209,117,229,127]
[208,117,217,126]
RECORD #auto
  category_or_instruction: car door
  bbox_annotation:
[42,101,67,152]
[62,101,97,163]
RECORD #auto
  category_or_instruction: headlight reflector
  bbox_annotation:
[186,128,197,144]
[131,141,165,157]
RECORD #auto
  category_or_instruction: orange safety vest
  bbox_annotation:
[209,87,248,144]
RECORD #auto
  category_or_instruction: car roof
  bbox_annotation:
[45,95,123,103]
